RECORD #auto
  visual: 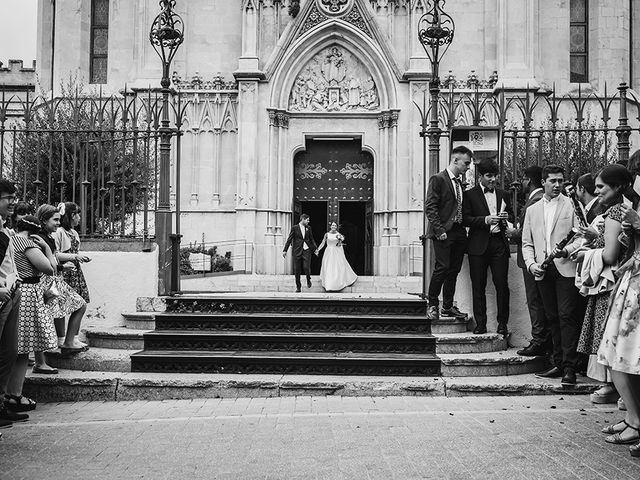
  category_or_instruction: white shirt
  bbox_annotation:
[483,187,500,233]
[299,224,309,250]
[542,195,560,256]
[0,216,17,288]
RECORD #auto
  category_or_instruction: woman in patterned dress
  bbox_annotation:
[597,160,640,457]
[35,204,87,356]
[574,165,631,403]
[53,203,91,349]
[4,215,57,407]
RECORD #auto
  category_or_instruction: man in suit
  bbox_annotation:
[283,213,318,293]
[425,145,473,321]
[576,173,604,223]
[514,166,550,356]
[462,159,515,336]
[522,165,584,385]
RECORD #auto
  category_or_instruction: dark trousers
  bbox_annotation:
[468,236,510,327]
[428,224,467,308]
[293,250,312,289]
[521,266,550,347]
[536,263,583,370]
[0,288,20,399]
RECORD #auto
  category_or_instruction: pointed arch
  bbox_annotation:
[268,20,398,110]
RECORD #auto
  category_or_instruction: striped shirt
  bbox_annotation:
[11,236,41,280]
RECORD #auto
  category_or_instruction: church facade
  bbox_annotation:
[35,0,640,275]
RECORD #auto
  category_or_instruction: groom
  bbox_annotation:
[283,213,318,292]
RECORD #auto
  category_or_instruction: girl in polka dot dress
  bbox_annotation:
[4,216,57,406]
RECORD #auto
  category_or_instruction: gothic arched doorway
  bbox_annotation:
[293,138,373,275]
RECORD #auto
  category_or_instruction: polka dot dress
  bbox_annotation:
[11,236,57,354]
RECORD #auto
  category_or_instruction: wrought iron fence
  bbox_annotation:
[0,85,185,239]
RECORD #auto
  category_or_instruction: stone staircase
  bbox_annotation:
[46,294,547,377]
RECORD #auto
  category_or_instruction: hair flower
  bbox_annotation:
[57,202,66,216]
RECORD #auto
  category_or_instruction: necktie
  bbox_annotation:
[454,178,463,223]
[483,187,494,194]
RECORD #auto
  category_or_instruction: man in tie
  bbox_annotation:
[522,165,584,386]
[283,213,318,293]
[514,166,551,356]
[462,159,515,335]
[425,145,473,321]
[575,173,603,224]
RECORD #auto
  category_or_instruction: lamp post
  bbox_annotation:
[415,0,454,300]
[149,0,184,295]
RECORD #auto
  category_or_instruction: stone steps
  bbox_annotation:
[84,327,505,355]
[22,370,604,402]
[122,311,470,335]
[439,349,548,377]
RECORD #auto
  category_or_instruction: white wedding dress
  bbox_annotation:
[319,233,358,291]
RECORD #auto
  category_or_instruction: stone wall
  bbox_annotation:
[81,241,158,326]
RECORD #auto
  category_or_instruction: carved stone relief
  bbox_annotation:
[319,0,353,16]
[288,46,379,112]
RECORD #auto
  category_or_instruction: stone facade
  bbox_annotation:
[35,0,640,275]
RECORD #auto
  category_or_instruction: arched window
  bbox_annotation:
[570,0,588,83]
[90,0,109,84]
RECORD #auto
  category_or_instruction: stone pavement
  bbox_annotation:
[1,395,639,480]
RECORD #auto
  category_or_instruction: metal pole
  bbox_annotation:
[420,93,429,299]
[156,64,173,295]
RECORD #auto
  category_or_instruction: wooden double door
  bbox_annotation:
[293,139,373,275]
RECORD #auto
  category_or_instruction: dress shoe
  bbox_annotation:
[631,442,640,457]
[473,325,487,334]
[561,368,577,386]
[307,279,312,288]
[619,398,627,411]
[0,408,28,422]
[427,305,439,321]
[535,366,563,378]
[0,418,12,429]
[496,323,508,336]
[295,288,301,293]
[517,343,547,356]
[441,306,467,319]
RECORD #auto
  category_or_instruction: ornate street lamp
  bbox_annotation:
[149,0,184,295]
[415,0,454,300]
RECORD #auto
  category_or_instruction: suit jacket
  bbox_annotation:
[586,198,604,224]
[521,194,580,278]
[462,185,514,256]
[426,170,462,239]
[283,224,318,258]
[515,189,544,268]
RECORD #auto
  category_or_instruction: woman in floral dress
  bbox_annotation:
[35,204,87,356]
[597,163,640,457]
[574,165,631,403]
[53,202,91,349]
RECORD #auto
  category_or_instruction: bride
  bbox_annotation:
[315,222,358,291]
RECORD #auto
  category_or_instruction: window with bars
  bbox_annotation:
[570,0,588,83]
[90,0,109,84]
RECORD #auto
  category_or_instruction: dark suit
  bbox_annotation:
[283,224,318,289]
[425,169,467,308]
[462,185,513,328]
[585,198,604,224]
[514,189,549,348]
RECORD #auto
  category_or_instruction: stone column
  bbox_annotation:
[495,0,541,91]
[239,0,260,73]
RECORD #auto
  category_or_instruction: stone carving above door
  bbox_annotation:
[288,46,379,112]
[318,0,353,16]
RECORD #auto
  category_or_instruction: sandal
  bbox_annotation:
[602,420,629,434]
[4,394,36,412]
[605,423,640,445]
[631,442,640,458]
[32,366,58,375]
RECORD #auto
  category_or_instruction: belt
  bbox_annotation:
[20,276,41,284]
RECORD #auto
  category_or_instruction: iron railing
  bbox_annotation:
[0,86,186,239]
